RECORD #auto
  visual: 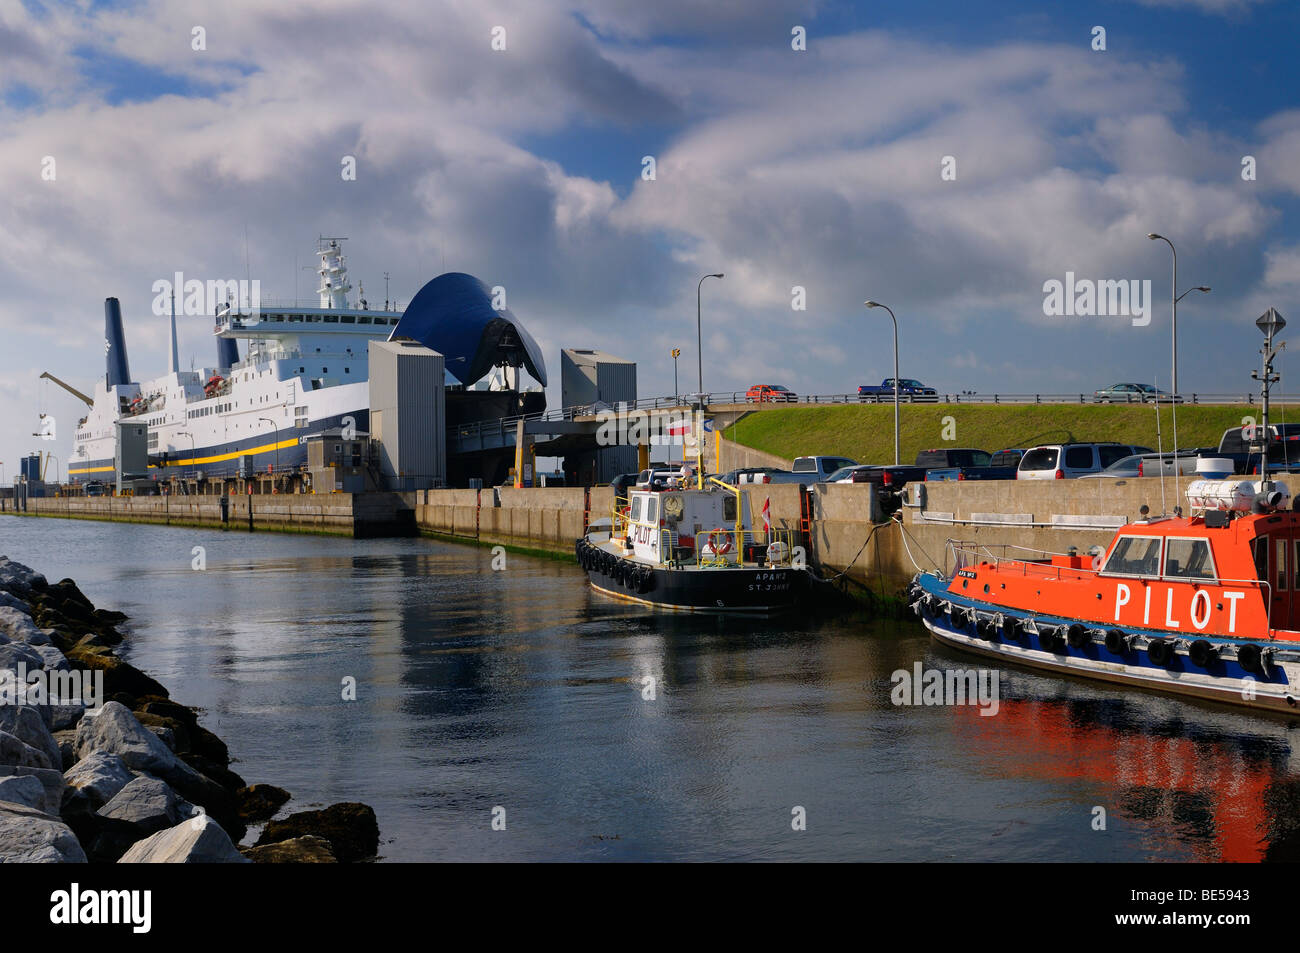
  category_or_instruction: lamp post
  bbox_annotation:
[671,348,680,404]
[1146,234,1208,398]
[696,273,724,398]
[864,300,901,466]
[257,417,279,491]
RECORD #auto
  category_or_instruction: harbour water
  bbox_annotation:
[6,516,1300,862]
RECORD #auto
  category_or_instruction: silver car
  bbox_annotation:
[1079,452,1201,479]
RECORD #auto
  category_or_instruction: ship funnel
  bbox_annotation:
[104,297,131,387]
[216,338,239,371]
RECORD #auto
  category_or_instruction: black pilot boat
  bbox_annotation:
[574,478,808,612]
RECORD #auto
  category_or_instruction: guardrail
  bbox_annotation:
[452,391,1298,439]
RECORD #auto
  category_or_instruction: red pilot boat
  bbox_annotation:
[910,478,1300,712]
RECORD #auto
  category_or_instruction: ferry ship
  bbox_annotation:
[575,477,809,612]
[66,240,401,481]
[910,478,1300,713]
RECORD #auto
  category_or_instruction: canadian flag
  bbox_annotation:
[762,497,771,540]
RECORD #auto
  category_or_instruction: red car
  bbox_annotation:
[745,384,797,403]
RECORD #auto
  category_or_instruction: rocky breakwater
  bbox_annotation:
[0,556,380,863]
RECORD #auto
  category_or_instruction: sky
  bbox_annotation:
[2,0,1300,477]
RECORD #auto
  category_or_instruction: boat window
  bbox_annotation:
[629,496,642,522]
[643,496,658,523]
[1253,537,1268,582]
[1278,539,1289,591]
[1102,536,1162,575]
[1163,538,1216,581]
[723,495,737,523]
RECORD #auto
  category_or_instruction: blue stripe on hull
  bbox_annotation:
[69,410,368,481]
[913,573,1300,713]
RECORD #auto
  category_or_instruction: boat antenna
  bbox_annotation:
[384,272,390,311]
[1153,379,1166,516]
[244,224,251,285]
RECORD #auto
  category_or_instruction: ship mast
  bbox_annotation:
[1253,307,1286,490]
[317,237,352,310]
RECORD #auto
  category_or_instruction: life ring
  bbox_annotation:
[702,528,733,557]
[1104,629,1129,655]
[1188,639,1218,668]
[1146,638,1175,667]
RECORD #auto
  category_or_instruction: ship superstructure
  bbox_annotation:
[68,240,401,481]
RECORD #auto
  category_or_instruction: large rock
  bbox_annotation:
[255,802,380,862]
[236,784,291,821]
[0,641,45,673]
[0,606,46,645]
[0,765,63,814]
[243,835,337,863]
[62,650,166,699]
[0,591,30,614]
[63,750,135,812]
[74,703,239,836]
[0,705,60,770]
[0,774,50,811]
[118,816,249,863]
[98,776,195,833]
[0,801,86,863]
[0,557,47,597]
[0,727,54,769]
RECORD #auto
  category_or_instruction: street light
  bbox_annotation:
[1147,235,1209,397]
[257,417,279,491]
[671,348,680,403]
[696,273,724,397]
[864,300,901,466]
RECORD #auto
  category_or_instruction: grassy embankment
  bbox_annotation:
[723,403,1264,465]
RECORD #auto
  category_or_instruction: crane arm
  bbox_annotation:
[39,372,93,407]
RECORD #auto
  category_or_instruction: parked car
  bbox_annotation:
[720,467,775,485]
[1092,383,1182,403]
[746,384,797,403]
[793,455,858,481]
[1213,423,1300,474]
[916,448,1019,482]
[989,449,1025,469]
[1016,443,1154,479]
[858,379,938,402]
[825,464,876,483]
[851,465,928,516]
[83,480,106,497]
[1078,451,1202,479]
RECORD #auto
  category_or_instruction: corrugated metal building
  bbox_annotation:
[368,340,447,490]
[561,348,637,485]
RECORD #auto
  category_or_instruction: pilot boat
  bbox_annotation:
[909,478,1300,712]
[575,478,808,612]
